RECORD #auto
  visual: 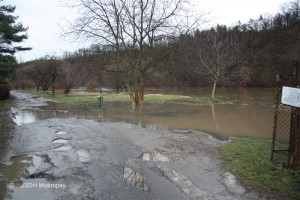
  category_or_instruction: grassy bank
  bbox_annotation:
[22,90,228,105]
[220,137,300,199]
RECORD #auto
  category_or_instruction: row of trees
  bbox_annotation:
[13,0,300,108]
[13,56,73,94]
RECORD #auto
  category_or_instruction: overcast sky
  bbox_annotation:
[3,0,289,62]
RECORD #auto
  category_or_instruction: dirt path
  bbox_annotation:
[1,91,274,199]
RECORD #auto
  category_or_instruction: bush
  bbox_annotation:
[0,84,10,100]
[86,79,100,90]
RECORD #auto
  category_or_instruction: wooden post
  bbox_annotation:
[288,107,296,168]
[294,59,300,168]
[293,58,300,168]
[296,109,300,168]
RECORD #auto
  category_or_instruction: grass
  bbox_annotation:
[220,137,300,199]
[22,90,229,105]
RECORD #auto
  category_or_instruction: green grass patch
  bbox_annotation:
[220,137,300,199]
[143,94,226,104]
[23,90,228,105]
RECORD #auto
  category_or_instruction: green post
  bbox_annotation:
[97,96,103,107]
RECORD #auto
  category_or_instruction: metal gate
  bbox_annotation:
[270,60,300,169]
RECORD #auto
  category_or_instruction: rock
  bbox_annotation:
[223,172,246,195]
[141,152,171,162]
[77,149,91,163]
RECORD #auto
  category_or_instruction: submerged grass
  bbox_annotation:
[22,90,228,105]
[220,137,300,199]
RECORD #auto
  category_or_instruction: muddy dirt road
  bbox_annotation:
[0,91,278,199]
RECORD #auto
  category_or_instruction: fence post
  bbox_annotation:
[296,108,300,168]
[288,107,297,168]
[294,59,300,168]
[270,73,280,162]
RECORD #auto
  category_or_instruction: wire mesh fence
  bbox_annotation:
[271,70,300,168]
[275,105,292,143]
[272,104,292,166]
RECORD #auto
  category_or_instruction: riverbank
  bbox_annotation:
[0,90,292,199]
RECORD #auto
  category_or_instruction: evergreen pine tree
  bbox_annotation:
[0,4,31,99]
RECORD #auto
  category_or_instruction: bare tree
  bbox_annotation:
[31,59,51,91]
[195,25,241,99]
[45,56,62,94]
[63,0,204,108]
[13,65,35,90]
[59,60,74,94]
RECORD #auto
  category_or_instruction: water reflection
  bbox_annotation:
[0,155,42,199]
[52,139,69,144]
[12,110,37,125]
[123,167,150,192]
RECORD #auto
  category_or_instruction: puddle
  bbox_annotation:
[123,167,150,192]
[171,129,192,134]
[141,152,171,162]
[53,145,73,151]
[55,131,68,135]
[0,155,43,199]
[77,149,91,163]
[11,109,37,125]
[52,139,70,144]
[11,178,52,200]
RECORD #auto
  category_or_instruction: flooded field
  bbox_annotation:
[2,90,286,200]
[11,88,275,139]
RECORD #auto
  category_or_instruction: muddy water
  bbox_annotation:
[12,88,275,139]
[128,87,275,138]
[0,155,52,200]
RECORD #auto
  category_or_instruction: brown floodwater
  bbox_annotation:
[12,87,275,139]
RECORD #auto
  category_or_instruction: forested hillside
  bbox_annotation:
[14,1,299,91]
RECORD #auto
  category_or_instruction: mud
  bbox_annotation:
[0,91,290,199]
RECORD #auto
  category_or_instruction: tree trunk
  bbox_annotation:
[138,73,145,108]
[211,79,217,99]
[130,96,137,109]
[51,76,55,94]
[128,88,137,109]
[211,67,220,99]
[52,83,55,94]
